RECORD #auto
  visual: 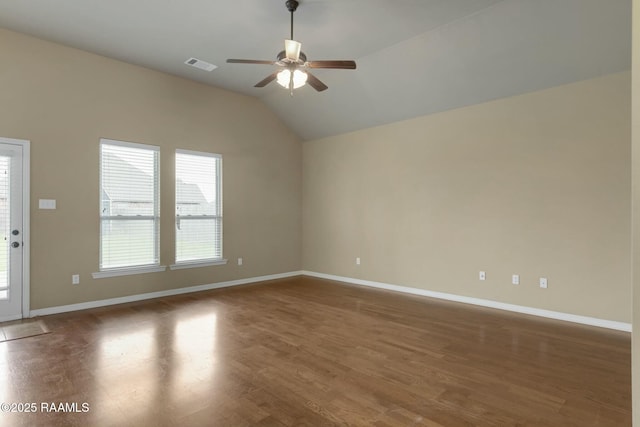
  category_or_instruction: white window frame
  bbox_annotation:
[93,138,166,279]
[170,149,226,270]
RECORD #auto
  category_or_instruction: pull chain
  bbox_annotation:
[290,71,294,97]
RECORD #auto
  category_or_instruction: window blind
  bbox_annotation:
[175,150,222,263]
[100,139,160,270]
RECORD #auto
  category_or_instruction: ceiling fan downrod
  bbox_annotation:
[285,0,299,40]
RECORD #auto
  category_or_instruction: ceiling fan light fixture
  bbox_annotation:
[277,69,307,89]
[226,0,356,93]
[284,39,302,61]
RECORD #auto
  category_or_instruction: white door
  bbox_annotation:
[0,140,26,321]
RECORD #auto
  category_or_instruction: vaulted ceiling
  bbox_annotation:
[0,0,631,140]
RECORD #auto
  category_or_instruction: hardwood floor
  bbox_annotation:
[0,276,631,426]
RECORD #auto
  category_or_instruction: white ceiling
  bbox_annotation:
[0,0,631,140]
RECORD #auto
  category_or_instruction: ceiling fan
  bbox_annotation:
[226,0,356,94]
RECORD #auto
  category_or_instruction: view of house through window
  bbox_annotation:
[99,139,160,270]
[175,150,222,264]
[98,142,221,272]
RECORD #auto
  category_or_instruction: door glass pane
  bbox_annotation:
[0,156,9,299]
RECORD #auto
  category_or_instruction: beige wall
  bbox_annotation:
[632,0,639,424]
[0,29,302,310]
[303,72,631,323]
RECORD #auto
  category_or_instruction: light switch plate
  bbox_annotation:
[39,199,56,210]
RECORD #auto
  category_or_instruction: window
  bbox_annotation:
[174,150,222,265]
[99,139,160,271]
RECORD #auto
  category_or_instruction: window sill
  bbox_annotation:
[92,265,167,279]
[169,259,228,270]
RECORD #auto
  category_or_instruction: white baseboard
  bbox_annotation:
[301,271,632,332]
[29,271,303,317]
[28,270,632,333]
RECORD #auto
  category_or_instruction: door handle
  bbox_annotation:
[11,241,20,248]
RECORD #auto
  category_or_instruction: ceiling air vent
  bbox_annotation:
[184,58,217,72]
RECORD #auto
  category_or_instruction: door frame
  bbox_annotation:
[0,137,30,320]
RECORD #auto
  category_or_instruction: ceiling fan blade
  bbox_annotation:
[284,39,302,61]
[306,60,357,70]
[226,59,276,65]
[254,72,279,88]
[306,72,328,92]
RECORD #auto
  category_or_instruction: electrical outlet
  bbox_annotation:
[539,277,548,289]
[72,274,80,285]
[479,271,486,281]
[237,257,243,266]
[356,257,361,265]
[512,274,520,285]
